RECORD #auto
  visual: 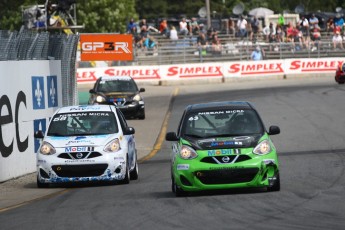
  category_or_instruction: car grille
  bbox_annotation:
[58,152,102,159]
[195,168,259,185]
[52,164,108,177]
[200,155,251,164]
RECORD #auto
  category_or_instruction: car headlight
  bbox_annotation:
[253,140,271,155]
[133,94,142,101]
[39,142,56,155]
[96,95,106,103]
[104,139,121,152]
[179,145,198,159]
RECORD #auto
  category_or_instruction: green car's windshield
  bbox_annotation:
[47,112,118,136]
[97,78,138,93]
[182,109,264,138]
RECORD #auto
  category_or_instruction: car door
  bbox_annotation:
[116,108,136,169]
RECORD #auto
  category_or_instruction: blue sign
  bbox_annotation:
[34,119,46,153]
[47,75,58,107]
[31,77,45,109]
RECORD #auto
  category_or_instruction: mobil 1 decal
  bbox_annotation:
[32,76,45,109]
[34,118,46,152]
[47,75,58,107]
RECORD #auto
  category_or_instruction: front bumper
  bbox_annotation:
[37,151,127,184]
[173,154,279,192]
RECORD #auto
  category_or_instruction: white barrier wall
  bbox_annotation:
[0,60,62,182]
[76,58,345,84]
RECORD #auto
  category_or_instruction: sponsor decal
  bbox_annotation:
[114,157,124,161]
[167,66,223,78]
[47,75,58,107]
[0,91,28,158]
[34,119,46,153]
[65,146,94,152]
[177,164,190,170]
[289,60,340,72]
[228,63,284,75]
[208,149,232,156]
[77,70,97,82]
[198,110,244,115]
[80,34,133,61]
[210,141,242,147]
[209,166,244,170]
[65,159,96,163]
[31,76,45,109]
[104,68,160,79]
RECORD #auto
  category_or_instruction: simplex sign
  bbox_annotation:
[80,34,133,61]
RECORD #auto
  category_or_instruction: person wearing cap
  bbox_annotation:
[332,30,343,49]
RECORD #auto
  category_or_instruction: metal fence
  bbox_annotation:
[0,27,79,106]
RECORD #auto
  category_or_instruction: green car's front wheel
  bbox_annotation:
[267,172,280,192]
[171,175,188,197]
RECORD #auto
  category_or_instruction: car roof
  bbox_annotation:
[184,101,255,113]
[99,76,133,81]
[55,105,115,114]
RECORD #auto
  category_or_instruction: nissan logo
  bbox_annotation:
[222,156,230,163]
[76,152,83,159]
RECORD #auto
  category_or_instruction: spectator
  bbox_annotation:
[262,22,276,42]
[169,26,179,40]
[159,19,169,37]
[196,31,208,55]
[278,14,285,27]
[275,24,284,42]
[286,22,296,42]
[298,15,309,37]
[251,46,264,61]
[250,16,260,41]
[334,14,344,31]
[229,18,235,35]
[143,35,157,51]
[179,18,189,36]
[327,17,335,35]
[332,31,343,49]
[309,14,319,30]
[190,17,200,35]
[310,25,321,51]
[236,16,247,38]
[211,34,222,54]
[139,18,159,33]
[127,18,137,34]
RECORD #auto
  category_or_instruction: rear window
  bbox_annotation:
[47,112,118,136]
[181,109,263,138]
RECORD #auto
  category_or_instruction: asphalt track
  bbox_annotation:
[1,76,345,230]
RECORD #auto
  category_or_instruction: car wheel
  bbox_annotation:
[120,159,130,184]
[267,172,280,192]
[130,161,139,180]
[37,176,50,188]
[137,109,145,120]
[171,175,187,197]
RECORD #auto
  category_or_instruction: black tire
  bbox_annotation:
[171,176,187,197]
[267,173,280,192]
[137,109,145,120]
[130,161,139,180]
[37,176,50,188]
[120,160,130,184]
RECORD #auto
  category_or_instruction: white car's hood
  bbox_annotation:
[43,135,116,148]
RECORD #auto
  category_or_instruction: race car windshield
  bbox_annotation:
[47,112,118,136]
[182,109,264,138]
[97,79,138,93]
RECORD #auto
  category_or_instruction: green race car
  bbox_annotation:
[165,101,281,196]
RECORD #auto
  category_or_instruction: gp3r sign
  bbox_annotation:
[80,34,133,61]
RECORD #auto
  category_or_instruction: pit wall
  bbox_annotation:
[0,60,62,182]
[76,58,344,85]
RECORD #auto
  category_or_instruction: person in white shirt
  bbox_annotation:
[309,14,319,30]
[333,31,343,49]
[262,22,276,42]
[236,16,247,38]
[179,18,189,36]
[169,26,179,40]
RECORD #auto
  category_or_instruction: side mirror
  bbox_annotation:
[166,132,179,141]
[139,88,145,93]
[268,126,280,135]
[124,127,135,135]
[34,130,44,138]
[89,89,96,94]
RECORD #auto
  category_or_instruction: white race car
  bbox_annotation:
[34,105,138,188]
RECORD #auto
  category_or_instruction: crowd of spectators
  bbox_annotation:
[126,13,345,57]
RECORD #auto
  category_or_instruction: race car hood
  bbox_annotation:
[184,135,262,150]
[43,135,116,148]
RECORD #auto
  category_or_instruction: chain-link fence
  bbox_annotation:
[0,27,79,106]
